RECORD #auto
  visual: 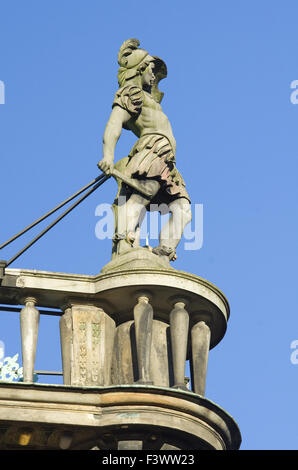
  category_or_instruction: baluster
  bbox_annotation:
[133,293,153,384]
[20,297,39,382]
[191,321,211,396]
[170,299,189,390]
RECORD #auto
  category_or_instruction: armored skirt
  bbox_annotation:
[115,133,191,208]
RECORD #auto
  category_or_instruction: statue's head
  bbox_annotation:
[117,38,167,102]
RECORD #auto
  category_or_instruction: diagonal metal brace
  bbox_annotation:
[0,167,152,270]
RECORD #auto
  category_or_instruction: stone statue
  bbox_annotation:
[98,39,191,263]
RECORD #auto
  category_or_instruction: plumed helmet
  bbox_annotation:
[118,38,148,69]
[117,38,167,102]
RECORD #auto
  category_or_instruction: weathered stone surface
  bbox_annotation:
[60,303,115,386]
[101,247,171,273]
[111,319,172,387]
[170,300,189,390]
[0,267,229,349]
[134,294,153,384]
[59,307,72,385]
[149,320,172,387]
[111,320,136,385]
[0,382,242,450]
[0,265,240,449]
[20,297,40,382]
[191,321,211,396]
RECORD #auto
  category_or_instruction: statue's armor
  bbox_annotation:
[112,84,190,206]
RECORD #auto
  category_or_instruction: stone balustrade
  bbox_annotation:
[0,266,229,395]
[0,266,241,450]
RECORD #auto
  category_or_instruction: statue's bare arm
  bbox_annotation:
[98,106,132,175]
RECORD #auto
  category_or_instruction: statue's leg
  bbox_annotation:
[154,197,192,260]
[115,180,160,255]
[111,183,128,258]
[125,180,160,240]
[133,205,147,248]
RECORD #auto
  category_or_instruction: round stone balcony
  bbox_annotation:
[0,382,241,450]
[0,250,241,450]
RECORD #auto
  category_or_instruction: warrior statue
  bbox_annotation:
[98,39,192,262]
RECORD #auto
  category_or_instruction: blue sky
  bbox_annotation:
[1,0,298,450]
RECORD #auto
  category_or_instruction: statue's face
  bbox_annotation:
[142,63,155,89]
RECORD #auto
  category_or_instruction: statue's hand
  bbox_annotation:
[98,159,114,176]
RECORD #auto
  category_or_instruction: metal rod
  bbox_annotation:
[34,370,63,376]
[0,173,107,251]
[0,306,63,316]
[6,175,110,267]
[0,306,20,313]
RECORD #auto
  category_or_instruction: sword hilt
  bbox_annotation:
[111,168,153,199]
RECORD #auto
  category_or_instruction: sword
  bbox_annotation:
[110,168,153,199]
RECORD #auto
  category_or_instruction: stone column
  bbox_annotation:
[133,293,153,384]
[191,321,211,396]
[170,299,189,390]
[20,297,40,382]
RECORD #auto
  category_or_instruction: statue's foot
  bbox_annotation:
[152,245,177,261]
[126,231,136,246]
[113,231,136,247]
